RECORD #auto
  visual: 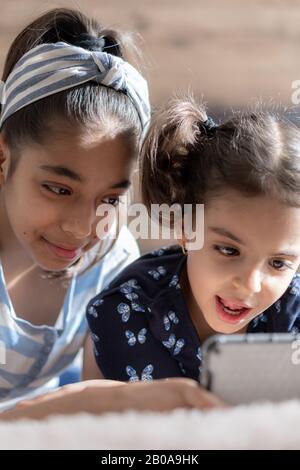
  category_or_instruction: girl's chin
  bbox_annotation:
[214,323,248,334]
[34,253,77,272]
[205,314,251,335]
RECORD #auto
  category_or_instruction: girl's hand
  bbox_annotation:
[83,378,227,413]
[2,378,226,420]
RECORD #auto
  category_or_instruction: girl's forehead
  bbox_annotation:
[16,134,135,192]
[206,190,299,216]
[205,190,300,246]
[22,134,133,170]
[46,131,129,156]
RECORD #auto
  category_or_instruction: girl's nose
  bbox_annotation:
[232,268,262,295]
[60,207,95,239]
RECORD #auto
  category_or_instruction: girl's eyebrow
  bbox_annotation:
[110,179,131,189]
[38,165,131,189]
[209,226,300,257]
[39,165,84,182]
[209,226,244,244]
[272,250,300,258]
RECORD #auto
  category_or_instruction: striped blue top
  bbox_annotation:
[0,227,139,411]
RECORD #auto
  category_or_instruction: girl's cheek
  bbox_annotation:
[265,280,288,305]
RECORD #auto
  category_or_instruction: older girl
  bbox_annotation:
[0,9,216,419]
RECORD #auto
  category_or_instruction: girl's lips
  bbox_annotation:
[215,295,253,325]
[219,297,252,309]
[43,238,81,260]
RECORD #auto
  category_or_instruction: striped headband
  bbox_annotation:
[0,41,150,130]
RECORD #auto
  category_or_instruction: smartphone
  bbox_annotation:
[199,333,300,405]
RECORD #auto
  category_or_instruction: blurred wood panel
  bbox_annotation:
[0,0,300,106]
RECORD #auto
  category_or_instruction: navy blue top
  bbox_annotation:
[86,245,300,382]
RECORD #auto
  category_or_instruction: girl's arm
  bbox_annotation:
[0,381,125,421]
[0,378,226,421]
[82,334,105,380]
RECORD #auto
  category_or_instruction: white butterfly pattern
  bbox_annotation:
[91,333,100,343]
[126,364,154,382]
[259,313,268,323]
[148,266,167,280]
[251,316,260,328]
[163,310,179,331]
[119,279,141,295]
[124,292,139,301]
[274,300,281,313]
[87,298,104,318]
[168,274,180,289]
[151,248,166,257]
[117,303,131,322]
[91,333,100,356]
[87,305,98,318]
[290,284,300,296]
[196,347,202,362]
[162,333,185,356]
[131,302,146,313]
[125,328,147,346]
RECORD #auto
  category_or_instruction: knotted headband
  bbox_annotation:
[0,41,150,130]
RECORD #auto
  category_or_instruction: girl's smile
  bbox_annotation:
[42,236,84,260]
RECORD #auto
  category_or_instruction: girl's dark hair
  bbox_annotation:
[141,96,300,216]
[0,8,143,277]
[1,8,142,158]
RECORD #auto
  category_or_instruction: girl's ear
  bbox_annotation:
[175,217,188,255]
[176,226,188,255]
[0,133,10,184]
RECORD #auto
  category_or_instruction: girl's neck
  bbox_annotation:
[180,263,217,345]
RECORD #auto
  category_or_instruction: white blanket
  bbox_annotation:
[1,400,300,449]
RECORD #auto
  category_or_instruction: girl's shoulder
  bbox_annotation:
[94,244,185,299]
[86,244,186,321]
[86,245,195,382]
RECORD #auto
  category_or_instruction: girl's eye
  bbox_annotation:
[101,196,120,207]
[214,245,239,257]
[42,184,71,196]
[270,259,292,271]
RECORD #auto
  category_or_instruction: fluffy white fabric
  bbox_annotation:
[1,400,300,449]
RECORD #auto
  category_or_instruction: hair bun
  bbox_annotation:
[75,33,106,51]
[76,33,122,57]
[75,34,121,56]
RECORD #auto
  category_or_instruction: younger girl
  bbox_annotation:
[0,9,217,419]
[87,97,300,384]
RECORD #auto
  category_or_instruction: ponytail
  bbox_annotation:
[140,96,214,209]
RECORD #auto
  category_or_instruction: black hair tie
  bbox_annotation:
[203,116,218,133]
[76,34,105,52]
